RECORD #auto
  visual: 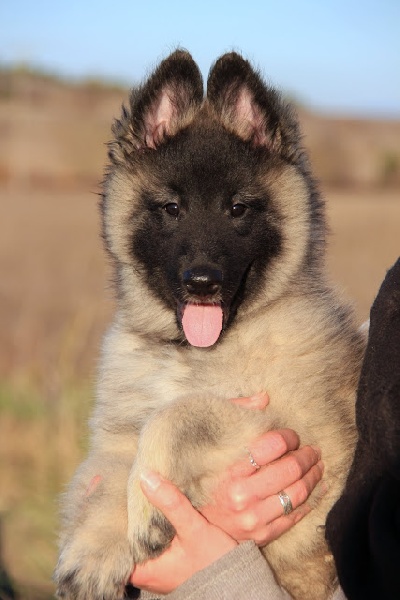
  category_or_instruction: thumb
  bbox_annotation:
[140,470,205,539]
[230,392,269,410]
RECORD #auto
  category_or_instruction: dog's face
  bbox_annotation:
[102,51,325,346]
[131,125,285,347]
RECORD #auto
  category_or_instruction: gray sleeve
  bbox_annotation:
[139,542,347,600]
[139,541,293,600]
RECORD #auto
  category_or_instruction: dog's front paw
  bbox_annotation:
[127,479,175,564]
[54,531,133,600]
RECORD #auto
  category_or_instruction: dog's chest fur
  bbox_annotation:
[97,290,359,458]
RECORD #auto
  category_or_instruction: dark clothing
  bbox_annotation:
[326,258,400,600]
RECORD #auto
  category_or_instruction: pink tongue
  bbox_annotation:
[182,304,223,348]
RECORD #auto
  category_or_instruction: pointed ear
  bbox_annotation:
[109,50,203,162]
[207,52,301,161]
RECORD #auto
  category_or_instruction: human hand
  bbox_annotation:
[130,392,324,594]
[200,393,324,545]
[130,471,237,594]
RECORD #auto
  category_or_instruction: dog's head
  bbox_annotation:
[102,50,325,347]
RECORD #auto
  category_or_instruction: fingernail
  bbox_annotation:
[317,460,325,475]
[140,469,162,492]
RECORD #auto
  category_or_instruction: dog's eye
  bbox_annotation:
[231,203,247,218]
[164,202,180,217]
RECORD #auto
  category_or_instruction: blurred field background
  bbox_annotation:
[0,60,399,598]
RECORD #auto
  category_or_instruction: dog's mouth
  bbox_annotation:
[178,302,224,348]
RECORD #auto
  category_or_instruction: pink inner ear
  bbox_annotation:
[235,87,269,147]
[145,87,175,149]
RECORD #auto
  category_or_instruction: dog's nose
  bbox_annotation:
[183,267,223,297]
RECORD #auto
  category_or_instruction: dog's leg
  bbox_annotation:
[54,438,137,600]
[127,396,268,563]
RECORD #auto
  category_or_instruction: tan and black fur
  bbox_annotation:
[54,51,366,600]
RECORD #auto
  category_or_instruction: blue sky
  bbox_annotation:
[1,0,399,117]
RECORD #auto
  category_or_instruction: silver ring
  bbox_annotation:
[278,491,293,515]
[246,449,261,470]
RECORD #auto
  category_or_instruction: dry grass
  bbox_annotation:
[0,188,112,384]
[0,186,112,595]
[0,69,399,596]
[327,188,400,318]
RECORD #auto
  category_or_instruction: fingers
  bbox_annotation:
[218,456,324,546]
[230,392,269,410]
[227,445,322,510]
[253,445,322,499]
[257,458,324,523]
[252,502,312,546]
[134,472,238,594]
[140,470,205,542]
[253,460,325,545]
[280,459,325,512]
[230,429,301,477]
